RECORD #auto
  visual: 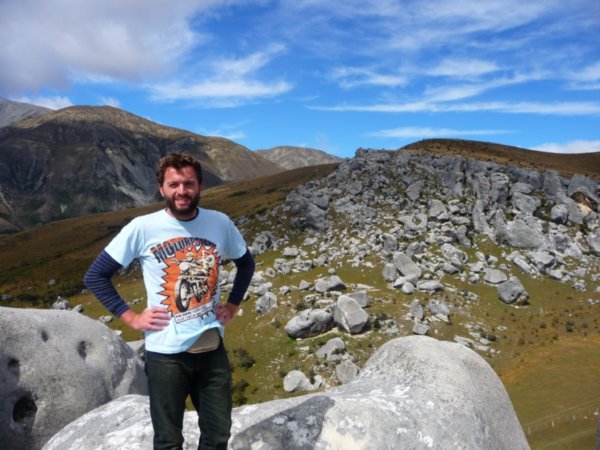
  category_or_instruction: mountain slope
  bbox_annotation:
[0,98,51,128]
[256,146,343,170]
[0,106,282,230]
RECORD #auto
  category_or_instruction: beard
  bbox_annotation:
[165,192,201,218]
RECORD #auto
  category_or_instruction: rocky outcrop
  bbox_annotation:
[43,336,529,450]
[0,307,147,450]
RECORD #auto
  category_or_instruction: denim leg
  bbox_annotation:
[146,351,193,450]
[190,340,232,450]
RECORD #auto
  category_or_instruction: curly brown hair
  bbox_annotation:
[156,152,203,185]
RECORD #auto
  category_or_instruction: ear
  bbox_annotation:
[159,185,165,198]
[199,183,204,192]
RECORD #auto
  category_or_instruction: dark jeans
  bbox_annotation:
[145,340,232,450]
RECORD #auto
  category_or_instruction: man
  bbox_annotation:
[84,152,255,449]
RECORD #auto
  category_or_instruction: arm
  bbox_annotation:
[216,248,255,325]
[84,251,170,331]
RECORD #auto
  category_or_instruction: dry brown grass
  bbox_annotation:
[0,164,339,301]
[402,139,600,180]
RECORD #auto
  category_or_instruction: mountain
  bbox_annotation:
[255,145,344,170]
[0,98,52,128]
[0,105,282,231]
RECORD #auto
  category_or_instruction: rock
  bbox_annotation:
[428,299,450,318]
[282,247,299,257]
[382,262,397,282]
[51,297,69,310]
[392,252,422,278]
[428,199,448,220]
[335,360,360,384]
[298,280,311,290]
[347,291,370,308]
[251,231,276,254]
[504,218,547,249]
[0,307,146,450]
[527,251,555,271]
[417,280,444,292]
[255,293,278,314]
[511,254,533,274]
[306,203,326,230]
[484,268,508,284]
[511,192,540,215]
[402,282,416,294]
[441,243,468,267]
[381,233,398,252]
[588,231,600,256]
[333,296,369,334]
[44,336,529,450]
[497,277,529,305]
[284,309,333,339]
[409,299,424,321]
[346,181,363,195]
[283,370,314,393]
[550,204,569,224]
[315,337,346,362]
[406,180,423,201]
[412,322,430,335]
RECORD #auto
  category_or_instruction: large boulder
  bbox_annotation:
[44,336,529,450]
[284,309,333,339]
[0,307,147,450]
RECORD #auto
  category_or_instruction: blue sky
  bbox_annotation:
[1,0,599,157]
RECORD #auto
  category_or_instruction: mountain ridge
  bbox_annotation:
[0,105,282,230]
[256,145,343,170]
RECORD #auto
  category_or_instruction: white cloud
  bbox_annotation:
[427,58,499,78]
[149,46,292,106]
[367,126,512,139]
[534,140,600,154]
[313,100,600,115]
[99,96,121,108]
[198,121,248,141]
[0,0,211,93]
[12,95,73,110]
[330,67,408,89]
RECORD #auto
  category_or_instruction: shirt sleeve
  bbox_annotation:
[225,217,247,260]
[227,248,255,305]
[83,250,130,317]
[104,218,144,267]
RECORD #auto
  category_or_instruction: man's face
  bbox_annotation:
[159,166,203,220]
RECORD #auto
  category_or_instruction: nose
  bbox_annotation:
[177,184,187,195]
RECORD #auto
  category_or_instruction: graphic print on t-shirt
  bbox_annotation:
[150,237,221,323]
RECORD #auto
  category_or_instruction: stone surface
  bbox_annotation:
[497,277,529,305]
[284,309,334,339]
[283,370,314,393]
[0,307,147,450]
[44,336,529,450]
[333,296,369,334]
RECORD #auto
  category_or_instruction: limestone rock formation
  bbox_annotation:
[43,336,529,450]
[0,307,147,450]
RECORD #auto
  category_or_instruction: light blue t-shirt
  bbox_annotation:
[105,208,247,354]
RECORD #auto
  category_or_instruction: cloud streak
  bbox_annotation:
[534,140,600,154]
[148,46,292,106]
[367,126,513,139]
